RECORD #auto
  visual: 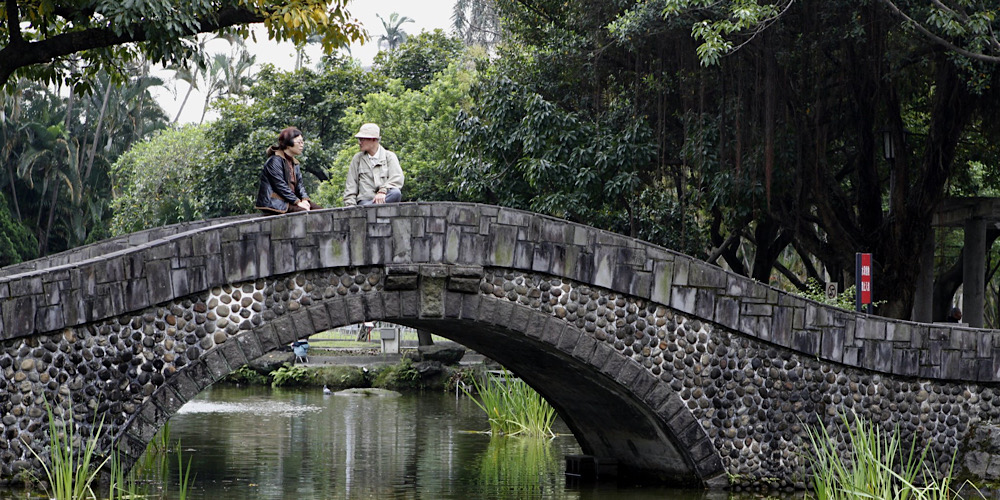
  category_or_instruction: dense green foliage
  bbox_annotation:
[1,71,167,261]
[201,56,385,217]
[454,0,1000,320]
[110,126,212,235]
[317,58,474,206]
[0,0,365,89]
[373,30,466,90]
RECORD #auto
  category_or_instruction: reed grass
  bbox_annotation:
[464,370,556,437]
[806,412,983,500]
[25,403,111,500]
[26,403,195,500]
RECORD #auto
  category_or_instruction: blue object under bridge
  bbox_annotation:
[1,202,998,489]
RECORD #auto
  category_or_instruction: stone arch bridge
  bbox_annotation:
[1,203,998,489]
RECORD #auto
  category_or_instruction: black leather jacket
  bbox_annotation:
[254,153,309,214]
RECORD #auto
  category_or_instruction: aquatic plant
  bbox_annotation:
[465,370,556,437]
[26,404,110,500]
[271,364,314,387]
[806,412,982,499]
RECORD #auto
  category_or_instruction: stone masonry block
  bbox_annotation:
[193,230,221,256]
[271,315,297,345]
[235,331,264,361]
[345,295,366,323]
[444,290,464,319]
[392,218,412,263]
[202,348,231,379]
[615,359,642,387]
[488,225,518,267]
[290,310,316,338]
[600,352,626,380]
[349,217,367,267]
[571,333,598,362]
[556,326,582,353]
[146,259,173,305]
[630,370,657,400]
[592,246,616,290]
[524,312,546,340]
[532,242,553,274]
[651,261,673,306]
[364,293,387,320]
[307,304,332,332]
[670,287,696,315]
[218,340,249,369]
[542,320,564,346]
[588,342,614,370]
[460,293,482,321]
[656,392,686,423]
[399,290,419,317]
[324,298,349,328]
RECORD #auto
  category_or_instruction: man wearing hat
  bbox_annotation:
[343,123,404,206]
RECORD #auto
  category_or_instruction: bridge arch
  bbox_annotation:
[1,202,999,488]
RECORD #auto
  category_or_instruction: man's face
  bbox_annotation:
[359,137,378,155]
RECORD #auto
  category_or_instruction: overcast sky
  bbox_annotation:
[152,0,457,124]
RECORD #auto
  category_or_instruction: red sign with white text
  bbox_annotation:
[857,253,872,308]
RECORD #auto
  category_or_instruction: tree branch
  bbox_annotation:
[5,0,23,46]
[0,6,263,87]
[879,0,1000,63]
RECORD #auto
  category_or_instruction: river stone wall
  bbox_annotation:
[482,269,993,488]
[0,267,379,479]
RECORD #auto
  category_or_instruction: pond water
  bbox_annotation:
[4,384,808,499]
[167,385,762,500]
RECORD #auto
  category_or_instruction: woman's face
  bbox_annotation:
[286,135,305,157]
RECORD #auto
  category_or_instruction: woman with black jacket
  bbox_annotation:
[255,127,321,215]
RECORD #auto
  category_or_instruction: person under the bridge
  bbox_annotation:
[343,123,404,206]
[255,127,321,215]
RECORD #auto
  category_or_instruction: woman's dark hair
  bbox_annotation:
[267,127,303,157]
[277,127,302,149]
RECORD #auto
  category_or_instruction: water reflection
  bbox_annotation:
[0,385,808,499]
[478,437,559,498]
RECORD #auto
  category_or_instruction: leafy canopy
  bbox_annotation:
[0,0,366,90]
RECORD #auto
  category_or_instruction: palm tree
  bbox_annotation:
[453,0,502,49]
[199,48,256,124]
[377,13,415,52]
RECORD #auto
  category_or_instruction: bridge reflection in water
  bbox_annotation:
[0,203,996,489]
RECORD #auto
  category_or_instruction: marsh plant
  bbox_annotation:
[806,412,983,499]
[26,404,110,500]
[464,370,557,437]
[27,404,194,500]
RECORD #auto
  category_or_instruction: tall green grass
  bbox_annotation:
[26,404,110,500]
[27,404,195,500]
[806,412,983,500]
[464,370,557,437]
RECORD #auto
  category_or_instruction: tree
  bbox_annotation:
[190,56,385,218]
[453,0,502,50]
[374,30,466,90]
[317,57,475,207]
[1,69,167,256]
[465,0,1000,320]
[376,13,414,52]
[0,0,365,90]
[110,126,212,235]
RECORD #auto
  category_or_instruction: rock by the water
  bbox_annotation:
[417,343,466,365]
[335,388,401,397]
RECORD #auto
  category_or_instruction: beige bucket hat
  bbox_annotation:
[354,123,381,139]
